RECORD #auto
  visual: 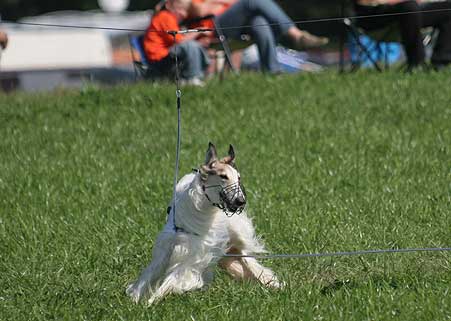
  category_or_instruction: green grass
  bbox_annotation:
[1,71,451,320]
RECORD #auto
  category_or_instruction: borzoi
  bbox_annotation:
[126,143,281,304]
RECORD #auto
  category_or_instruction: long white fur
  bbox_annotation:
[126,170,280,305]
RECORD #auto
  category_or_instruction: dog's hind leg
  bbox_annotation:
[146,273,177,305]
[147,266,206,305]
[126,232,175,303]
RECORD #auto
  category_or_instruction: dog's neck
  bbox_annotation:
[173,173,226,236]
[190,174,217,212]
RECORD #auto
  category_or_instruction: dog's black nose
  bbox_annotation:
[235,196,246,207]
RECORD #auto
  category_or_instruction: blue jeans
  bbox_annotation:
[147,40,210,79]
[170,40,210,79]
[215,0,295,73]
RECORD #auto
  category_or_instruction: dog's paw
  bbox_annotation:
[266,278,285,289]
[126,283,142,303]
[260,275,285,289]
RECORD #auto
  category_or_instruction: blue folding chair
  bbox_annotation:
[128,34,151,79]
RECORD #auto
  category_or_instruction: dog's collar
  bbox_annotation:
[174,225,195,235]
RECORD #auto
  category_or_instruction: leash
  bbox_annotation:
[222,247,451,259]
[168,30,210,232]
[168,31,182,232]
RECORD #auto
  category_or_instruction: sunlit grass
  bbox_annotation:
[1,71,450,320]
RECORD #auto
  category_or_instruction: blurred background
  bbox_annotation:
[2,0,342,26]
[0,0,348,92]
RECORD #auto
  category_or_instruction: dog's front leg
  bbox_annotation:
[240,256,282,288]
[220,247,282,289]
[223,214,283,288]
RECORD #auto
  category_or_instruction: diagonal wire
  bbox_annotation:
[3,7,451,34]
[222,247,451,259]
[215,7,451,32]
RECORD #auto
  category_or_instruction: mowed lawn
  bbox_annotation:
[1,71,450,320]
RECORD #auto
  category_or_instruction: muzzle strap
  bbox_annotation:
[202,182,246,216]
[202,185,225,210]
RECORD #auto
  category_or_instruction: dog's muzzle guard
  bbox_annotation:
[203,181,247,216]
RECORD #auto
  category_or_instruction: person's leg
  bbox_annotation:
[420,1,451,66]
[170,40,210,79]
[215,0,294,37]
[249,16,280,73]
[356,1,424,67]
[215,0,327,49]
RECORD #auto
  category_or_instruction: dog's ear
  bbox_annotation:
[222,144,235,165]
[200,163,217,180]
[201,142,218,181]
[205,142,218,165]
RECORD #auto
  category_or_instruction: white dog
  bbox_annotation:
[126,143,281,305]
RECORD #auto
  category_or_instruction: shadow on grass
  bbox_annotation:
[320,276,399,296]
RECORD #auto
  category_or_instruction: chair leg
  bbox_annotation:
[128,34,139,81]
[345,21,382,72]
[339,22,346,73]
[339,0,347,73]
[384,43,389,69]
[213,21,239,75]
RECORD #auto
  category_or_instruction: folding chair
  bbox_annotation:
[339,0,438,72]
[343,17,401,72]
[128,34,151,79]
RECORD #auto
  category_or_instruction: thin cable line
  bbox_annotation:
[3,7,451,34]
[222,247,451,259]
[216,7,451,32]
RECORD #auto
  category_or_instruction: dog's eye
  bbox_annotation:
[219,174,228,180]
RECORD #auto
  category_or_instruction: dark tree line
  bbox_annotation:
[1,0,345,37]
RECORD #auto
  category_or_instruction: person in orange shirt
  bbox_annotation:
[189,0,329,73]
[354,0,451,70]
[144,0,210,86]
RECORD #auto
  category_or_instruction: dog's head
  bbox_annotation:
[200,142,246,215]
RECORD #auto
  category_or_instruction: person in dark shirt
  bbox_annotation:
[354,0,451,70]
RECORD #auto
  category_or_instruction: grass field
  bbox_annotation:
[1,71,451,320]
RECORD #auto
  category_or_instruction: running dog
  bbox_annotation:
[126,143,281,305]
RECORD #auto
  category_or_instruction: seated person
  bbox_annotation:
[0,30,7,53]
[188,0,329,74]
[0,30,7,50]
[354,0,451,70]
[0,30,7,69]
[144,0,210,86]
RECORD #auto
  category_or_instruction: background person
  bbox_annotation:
[189,0,329,74]
[0,30,8,67]
[143,0,210,86]
[354,0,451,70]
